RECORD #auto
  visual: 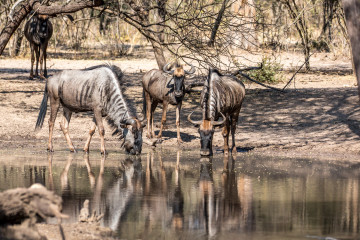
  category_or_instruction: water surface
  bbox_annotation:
[0,149,360,240]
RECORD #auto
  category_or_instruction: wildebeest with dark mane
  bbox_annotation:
[35,64,145,155]
[142,62,195,143]
[24,13,53,79]
[188,69,245,156]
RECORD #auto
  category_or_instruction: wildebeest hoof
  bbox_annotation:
[143,138,157,147]
[155,123,168,129]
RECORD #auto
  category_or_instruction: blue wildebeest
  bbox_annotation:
[142,62,195,143]
[24,14,53,79]
[188,69,245,156]
[35,65,145,155]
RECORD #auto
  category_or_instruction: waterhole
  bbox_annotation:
[0,148,359,239]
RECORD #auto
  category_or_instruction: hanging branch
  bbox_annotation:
[282,53,314,90]
[237,70,284,92]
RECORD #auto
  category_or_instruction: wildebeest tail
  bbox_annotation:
[35,83,48,130]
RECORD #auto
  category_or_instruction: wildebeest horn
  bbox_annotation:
[137,114,147,128]
[185,64,196,75]
[163,62,174,74]
[211,112,226,126]
[140,118,147,128]
[187,111,202,126]
[122,118,136,126]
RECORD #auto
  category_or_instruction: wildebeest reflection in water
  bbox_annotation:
[36,152,360,239]
[199,155,254,237]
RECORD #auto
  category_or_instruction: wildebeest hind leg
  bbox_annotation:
[84,121,97,152]
[230,110,240,152]
[222,117,230,155]
[157,101,168,140]
[60,108,76,152]
[48,97,60,152]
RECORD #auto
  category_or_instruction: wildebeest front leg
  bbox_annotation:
[35,45,40,77]
[176,102,183,144]
[59,108,76,152]
[39,42,48,78]
[157,101,168,140]
[29,44,35,79]
[222,116,230,155]
[83,121,97,152]
[230,110,240,152]
[94,110,106,155]
[48,96,60,152]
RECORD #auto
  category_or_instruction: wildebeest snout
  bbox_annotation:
[174,90,183,98]
[200,149,212,156]
[124,140,142,155]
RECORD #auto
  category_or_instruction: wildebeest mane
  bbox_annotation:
[202,68,223,120]
[85,64,125,86]
[84,64,137,137]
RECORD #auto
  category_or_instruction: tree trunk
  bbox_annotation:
[342,0,360,99]
[209,0,229,46]
[0,2,31,55]
[156,0,167,43]
[0,0,104,55]
[149,38,167,69]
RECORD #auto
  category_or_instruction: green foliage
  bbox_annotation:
[248,57,283,83]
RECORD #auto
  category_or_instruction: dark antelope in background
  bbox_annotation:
[35,65,145,155]
[142,62,195,143]
[24,14,53,79]
[188,69,245,156]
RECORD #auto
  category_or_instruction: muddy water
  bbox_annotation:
[1,149,360,240]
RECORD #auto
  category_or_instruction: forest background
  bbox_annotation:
[0,0,349,76]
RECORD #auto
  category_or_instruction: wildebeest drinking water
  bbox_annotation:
[188,69,245,156]
[142,62,195,143]
[35,65,145,155]
[24,14,53,79]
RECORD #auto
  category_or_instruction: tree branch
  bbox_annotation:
[0,0,104,55]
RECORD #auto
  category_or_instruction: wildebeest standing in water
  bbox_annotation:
[35,65,145,155]
[24,14,53,79]
[142,62,195,143]
[188,69,245,156]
